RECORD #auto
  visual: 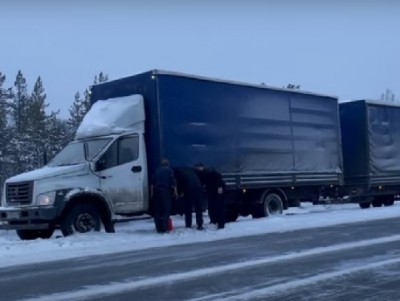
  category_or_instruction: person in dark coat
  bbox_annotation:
[175,167,204,230]
[194,163,226,229]
[151,159,178,233]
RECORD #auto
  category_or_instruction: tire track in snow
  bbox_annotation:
[191,257,400,300]
[20,234,400,301]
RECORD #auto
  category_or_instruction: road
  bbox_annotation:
[1,217,400,301]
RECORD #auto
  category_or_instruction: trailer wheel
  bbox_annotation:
[16,228,54,240]
[61,203,101,237]
[383,199,395,206]
[372,199,383,207]
[358,202,371,209]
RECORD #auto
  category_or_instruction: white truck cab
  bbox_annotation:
[0,95,149,240]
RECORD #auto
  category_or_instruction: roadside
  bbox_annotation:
[1,202,400,268]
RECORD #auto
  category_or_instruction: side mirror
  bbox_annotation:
[96,160,106,171]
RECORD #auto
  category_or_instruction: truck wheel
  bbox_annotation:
[16,229,52,240]
[39,228,55,239]
[383,199,395,207]
[372,199,382,207]
[61,203,101,237]
[252,193,284,218]
[359,202,371,209]
[263,193,283,216]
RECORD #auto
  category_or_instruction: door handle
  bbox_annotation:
[131,165,142,173]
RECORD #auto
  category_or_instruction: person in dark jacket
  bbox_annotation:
[194,163,226,229]
[151,159,178,233]
[175,167,204,230]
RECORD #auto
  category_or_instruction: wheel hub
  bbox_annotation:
[75,213,95,233]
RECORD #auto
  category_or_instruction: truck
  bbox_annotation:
[0,69,345,240]
[337,99,400,208]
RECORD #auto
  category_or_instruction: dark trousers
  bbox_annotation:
[153,187,172,233]
[184,191,203,228]
[208,194,225,229]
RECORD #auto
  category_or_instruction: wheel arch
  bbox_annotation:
[260,188,288,208]
[60,191,112,227]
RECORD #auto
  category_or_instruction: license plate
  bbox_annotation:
[7,211,20,219]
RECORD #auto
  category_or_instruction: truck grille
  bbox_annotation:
[6,181,33,205]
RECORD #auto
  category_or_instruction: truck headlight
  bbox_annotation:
[37,191,56,206]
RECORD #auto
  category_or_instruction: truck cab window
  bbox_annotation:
[98,136,139,170]
[48,142,86,167]
[86,138,112,160]
[119,136,139,164]
[99,142,118,170]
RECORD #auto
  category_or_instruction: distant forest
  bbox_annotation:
[0,70,108,186]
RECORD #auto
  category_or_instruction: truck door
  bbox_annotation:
[97,134,146,214]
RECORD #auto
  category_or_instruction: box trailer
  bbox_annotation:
[339,100,400,208]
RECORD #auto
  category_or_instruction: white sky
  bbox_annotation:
[0,0,399,118]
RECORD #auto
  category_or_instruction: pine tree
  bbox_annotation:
[94,72,109,85]
[0,72,13,187]
[67,91,86,139]
[381,89,397,103]
[11,70,29,134]
[0,72,10,130]
[26,77,50,167]
[6,71,32,174]
[46,114,70,162]
[67,72,109,139]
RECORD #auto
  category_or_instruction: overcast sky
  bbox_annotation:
[0,0,399,118]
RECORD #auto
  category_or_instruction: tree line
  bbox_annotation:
[0,70,108,186]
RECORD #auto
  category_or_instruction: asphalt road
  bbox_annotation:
[2,217,400,301]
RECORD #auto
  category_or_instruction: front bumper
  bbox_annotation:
[0,207,57,230]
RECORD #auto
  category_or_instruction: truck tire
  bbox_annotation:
[16,229,54,240]
[359,202,371,209]
[40,228,55,239]
[372,199,382,207]
[383,199,395,206]
[252,193,283,218]
[61,203,101,237]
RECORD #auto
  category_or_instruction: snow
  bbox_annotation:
[5,164,85,183]
[210,257,400,301]
[22,237,400,301]
[75,94,145,139]
[1,202,400,269]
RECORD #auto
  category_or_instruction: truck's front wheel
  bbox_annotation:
[61,204,101,237]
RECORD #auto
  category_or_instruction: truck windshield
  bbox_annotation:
[48,138,112,167]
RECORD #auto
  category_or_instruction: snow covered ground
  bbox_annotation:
[1,202,400,269]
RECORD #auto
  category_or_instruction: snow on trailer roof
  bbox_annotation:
[92,69,338,100]
[351,99,400,109]
[75,94,145,139]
